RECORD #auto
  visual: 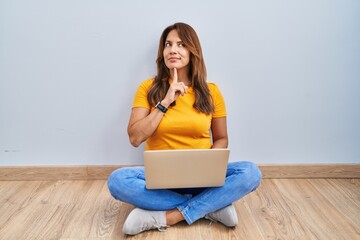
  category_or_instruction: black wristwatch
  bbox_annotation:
[155,101,168,113]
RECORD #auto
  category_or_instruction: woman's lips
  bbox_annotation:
[168,57,180,62]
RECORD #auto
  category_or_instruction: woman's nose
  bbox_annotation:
[170,45,178,53]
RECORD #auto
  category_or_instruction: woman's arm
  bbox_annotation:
[211,117,228,148]
[127,107,165,147]
[128,68,188,147]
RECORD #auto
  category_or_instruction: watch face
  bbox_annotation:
[156,102,167,113]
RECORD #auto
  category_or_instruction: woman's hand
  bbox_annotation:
[161,68,188,107]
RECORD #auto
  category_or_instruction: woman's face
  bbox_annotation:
[163,30,190,71]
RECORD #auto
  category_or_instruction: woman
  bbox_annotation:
[108,22,262,235]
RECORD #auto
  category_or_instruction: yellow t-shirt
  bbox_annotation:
[132,78,227,150]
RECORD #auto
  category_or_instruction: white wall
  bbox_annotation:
[1,0,359,166]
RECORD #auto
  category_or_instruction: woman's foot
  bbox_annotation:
[122,208,168,235]
[205,204,238,227]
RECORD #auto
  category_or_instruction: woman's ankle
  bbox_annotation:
[166,209,185,225]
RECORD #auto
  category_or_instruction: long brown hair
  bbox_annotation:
[147,22,214,115]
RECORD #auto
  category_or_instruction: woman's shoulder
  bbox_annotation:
[135,78,155,92]
[139,77,155,87]
[207,82,222,94]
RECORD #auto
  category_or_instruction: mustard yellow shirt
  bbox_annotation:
[132,78,227,150]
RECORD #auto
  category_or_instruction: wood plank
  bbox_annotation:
[309,179,360,234]
[1,164,359,181]
[88,182,123,238]
[332,179,360,205]
[0,181,43,231]
[33,181,101,239]
[233,199,265,239]
[273,179,359,239]
[0,180,97,240]
[61,181,122,239]
[0,181,57,239]
[244,179,311,239]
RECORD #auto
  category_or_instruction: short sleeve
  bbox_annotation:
[132,78,154,109]
[208,83,227,118]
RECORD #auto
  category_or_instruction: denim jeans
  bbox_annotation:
[107,161,262,224]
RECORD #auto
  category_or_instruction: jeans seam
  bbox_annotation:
[178,206,193,224]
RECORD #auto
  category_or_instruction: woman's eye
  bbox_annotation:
[178,43,185,47]
[165,42,171,47]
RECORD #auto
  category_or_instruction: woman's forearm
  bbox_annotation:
[127,108,165,147]
[211,137,228,149]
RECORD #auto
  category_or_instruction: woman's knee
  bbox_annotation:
[229,161,262,192]
[107,168,125,199]
[107,167,144,200]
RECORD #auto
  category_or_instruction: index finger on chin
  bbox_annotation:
[173,68,178,83]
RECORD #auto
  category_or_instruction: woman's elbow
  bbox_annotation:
[128,134,144,148]
[128,136,139,147]
[128,128,140,147]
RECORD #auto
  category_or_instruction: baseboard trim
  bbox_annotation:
[260,164,360,179]
[0,164,359,181]
[0,165,122,181]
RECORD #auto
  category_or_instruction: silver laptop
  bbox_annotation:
[144,148,230,189]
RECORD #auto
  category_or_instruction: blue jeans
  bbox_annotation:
[107,161,262,224]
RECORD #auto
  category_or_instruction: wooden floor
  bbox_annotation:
[0,179,359,240]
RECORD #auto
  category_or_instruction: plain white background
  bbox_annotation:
[1,0,359,166]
